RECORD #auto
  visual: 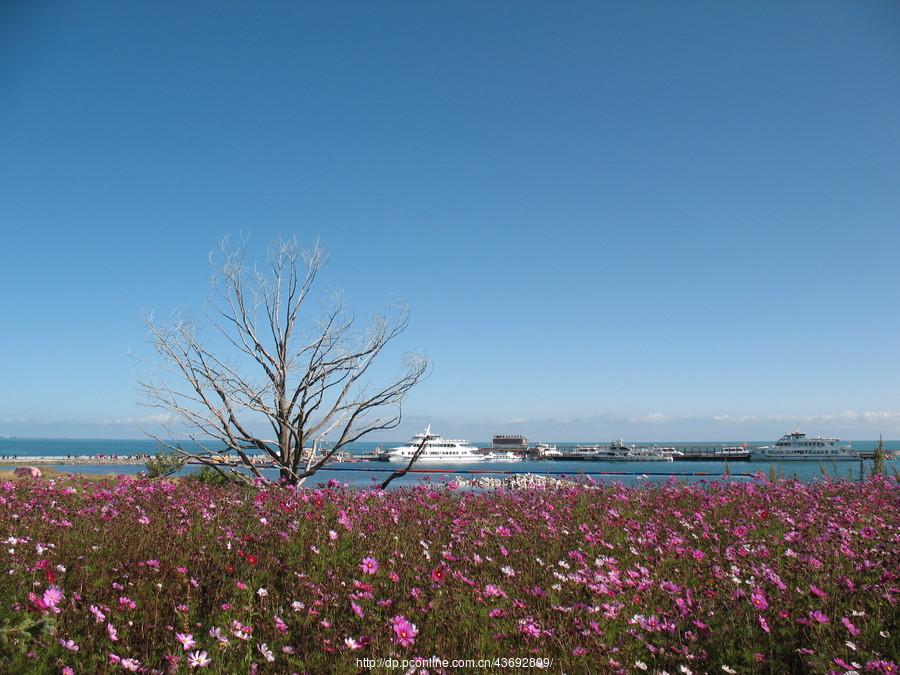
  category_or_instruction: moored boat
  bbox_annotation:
[669,445,753,461]
[755,431,857,461]
[548,439,673,462]
[384,426,485,462]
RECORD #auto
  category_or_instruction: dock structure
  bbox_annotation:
[492,434,528,450]
[480,434,529,456]
[671,445,753,461]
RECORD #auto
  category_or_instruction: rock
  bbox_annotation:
[14,466,42,479]
[454,473,581,490]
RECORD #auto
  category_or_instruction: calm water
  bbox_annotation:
[1,438,895,487]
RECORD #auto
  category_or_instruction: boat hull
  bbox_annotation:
[548,454,673,462]
[384,455,486,463]
[754,453,860,462]
[675,453,752,461]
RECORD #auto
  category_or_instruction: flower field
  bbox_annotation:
[0,475,897,674]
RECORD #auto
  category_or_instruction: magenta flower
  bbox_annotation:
[750,589,768,612]
[484,584,506,598]
[392,615,418,647]
[841,616,860,637]
[809,610,830,624]
[518,617,542,638]
[758,615,770,633]
[360,557,379,575]
[176,632,196,650]
[809,584,828,598]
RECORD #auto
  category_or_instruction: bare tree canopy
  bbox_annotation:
[139,236,427,485]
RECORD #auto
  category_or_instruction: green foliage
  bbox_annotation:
[186,464,235,486]
[0,615,52,658]
[143,451,186,478]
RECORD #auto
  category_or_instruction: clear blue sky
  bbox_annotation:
[1,1,899,441]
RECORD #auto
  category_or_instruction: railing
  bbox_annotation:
[306,466,755,478]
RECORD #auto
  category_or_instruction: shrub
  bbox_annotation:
[143,451,186,479]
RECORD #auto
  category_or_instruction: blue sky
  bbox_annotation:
[1,1,899,441]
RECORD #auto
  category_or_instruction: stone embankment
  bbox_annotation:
[0,456,150,466]
[455,473,582,489]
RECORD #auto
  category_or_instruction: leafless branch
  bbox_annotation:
[139,236,426,486]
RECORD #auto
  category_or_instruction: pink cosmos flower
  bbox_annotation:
[89,605,106,623]
[360,557,379,575]
[518,617,542,638]
[257,643,274,663]
[809,584,828,598]
[107,623,118,642]
[120,658,140,672]
[344,637,361,650]
[59,638,79,652]
[209,626,229,646]
[841,616,860,637]
[351,601,365,619]
[809,610,830,624]
[750,589,768,612]
[176,632,196,650]
[392,615,418,647]
[43,585,64,608]
[188,650,211,668]
[758,615,770,633]
[484,584,506,598]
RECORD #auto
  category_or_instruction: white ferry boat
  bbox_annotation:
[755,431,857,461]
[384,426,485,462]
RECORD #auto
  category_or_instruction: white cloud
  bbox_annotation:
[98,413,176,426]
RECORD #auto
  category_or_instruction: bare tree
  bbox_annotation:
[139,236,427,486]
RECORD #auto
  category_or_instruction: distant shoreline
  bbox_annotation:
[0,456,150,466]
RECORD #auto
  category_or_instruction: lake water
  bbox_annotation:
[1,438,894,487]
